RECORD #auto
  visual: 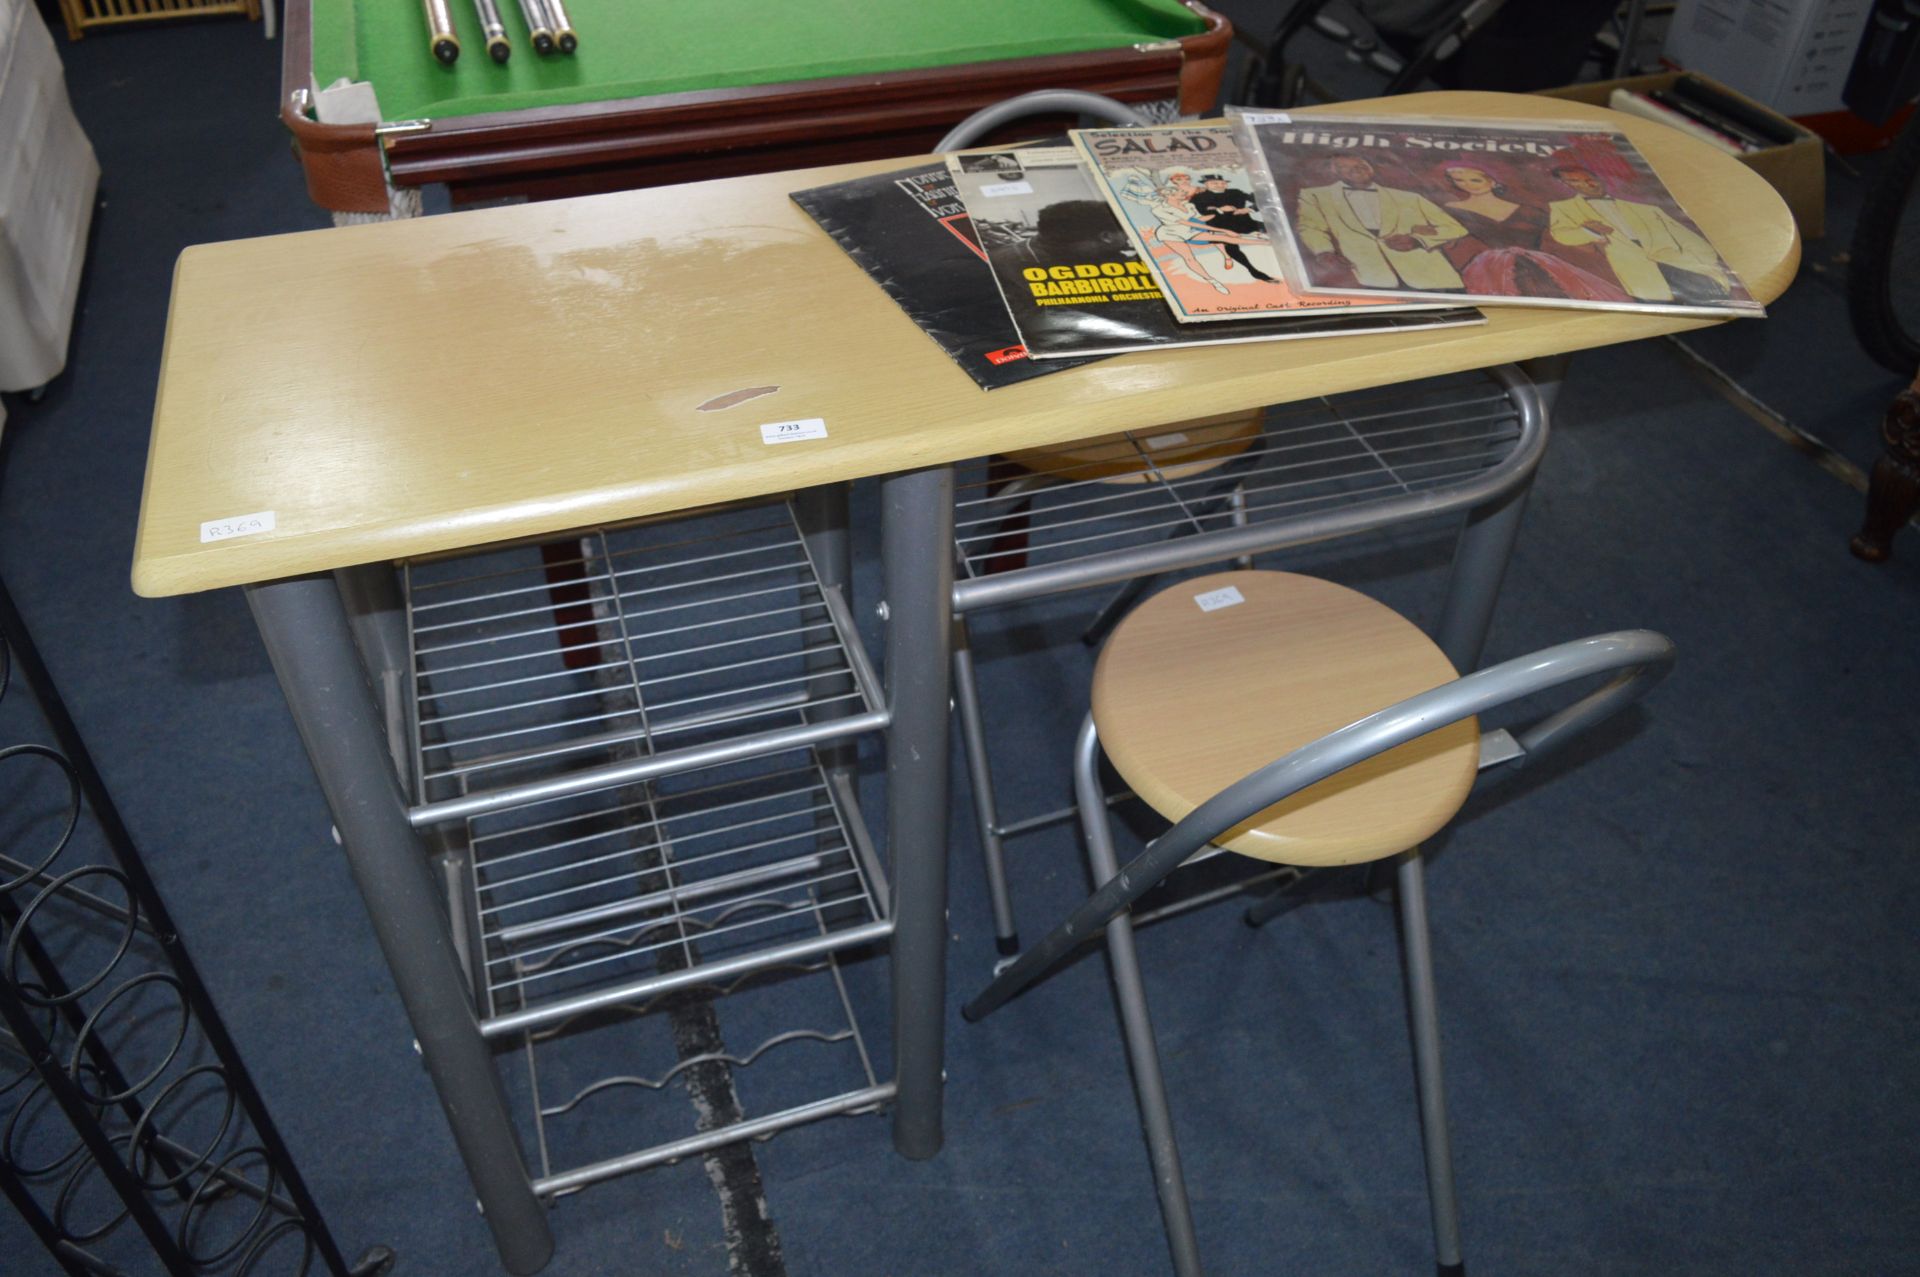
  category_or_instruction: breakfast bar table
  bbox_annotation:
[131,92,1798,1273]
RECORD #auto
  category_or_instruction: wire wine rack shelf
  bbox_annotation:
[398,498,893,1200]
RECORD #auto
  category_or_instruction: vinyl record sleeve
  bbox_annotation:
[790,161,1106,389]
[1066,123,1452,323]
[943,143,1482,357]
[1229,110,1764,319]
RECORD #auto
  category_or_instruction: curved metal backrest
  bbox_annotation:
[936,90,1149,154]
[964,629,1676,1021]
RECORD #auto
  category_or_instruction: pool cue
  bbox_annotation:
[420,0,460,64]
[545,0,577,53]
[472,0,511,62]
[514,0,555,54]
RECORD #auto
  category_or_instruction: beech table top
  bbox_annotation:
[132,90,1800,596]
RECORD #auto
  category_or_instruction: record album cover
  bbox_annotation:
[1230,110,1762,318]
[1067,124,1449,323]
[943,144,1482,357]
[790,161,1106,389]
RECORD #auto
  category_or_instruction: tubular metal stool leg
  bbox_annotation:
[963,431,1273,945]
[1075,716,1203,1277]
[1080,443,1271,648]
[1227,483,1253,571]
[953,616,1020,955]
[1396,848,1465,1275]
[796,482,859,785]
[1243,860,1348,928]
[1080,571,1157,648]
[967,596,1676,1275]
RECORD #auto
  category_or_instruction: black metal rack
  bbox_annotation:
[0,575,392,1277]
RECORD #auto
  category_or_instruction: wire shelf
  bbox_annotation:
[952,369,1534,597]
[403,502,881,812]
[514,922,890,1200]
[461,749,888,1032]
[402,499,897,1203]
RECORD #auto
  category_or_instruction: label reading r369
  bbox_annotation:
[200,510,277,544]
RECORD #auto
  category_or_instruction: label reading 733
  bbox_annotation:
[760,418,829,445]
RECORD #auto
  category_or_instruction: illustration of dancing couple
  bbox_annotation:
[1294,152,1735,306]
[1117,168,1282,295]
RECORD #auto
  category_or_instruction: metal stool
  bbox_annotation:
[932,92,1551,966]
[952,370,1547,959]
[965,568,1675,1275]
[980,406,1266,602]
[953,408,1277,961]
[936,89,1270,954]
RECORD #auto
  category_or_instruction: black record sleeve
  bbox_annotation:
[790,163,1108,389]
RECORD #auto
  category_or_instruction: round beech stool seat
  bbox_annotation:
[1001,408,1264,485]
[970,568,1675,1277]
[1090,569,1480,866]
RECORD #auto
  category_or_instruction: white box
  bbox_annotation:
[0,0,100,391]
[1664,0,1873,116]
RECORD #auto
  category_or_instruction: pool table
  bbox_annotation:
[281,0,1231,213]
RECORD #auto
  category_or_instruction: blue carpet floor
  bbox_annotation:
[2,10,1918,1276]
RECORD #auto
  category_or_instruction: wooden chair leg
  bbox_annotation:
[981,459,1037,574]
[540,538,605,669]
[1851,377,1920,563]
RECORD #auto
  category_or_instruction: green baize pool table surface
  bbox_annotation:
[313,0,1211,123]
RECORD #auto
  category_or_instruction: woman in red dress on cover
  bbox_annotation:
[1437,163,1628,301]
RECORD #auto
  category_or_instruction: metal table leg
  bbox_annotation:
[880,466,955,1159]
[246,574,554,1276]
[1434,475,1534,675]
[1411,367,1544,1268]
[1520,352,1570,417]
[794,483,858,784]
[334,563,413,788]
[1435,366,1549,673]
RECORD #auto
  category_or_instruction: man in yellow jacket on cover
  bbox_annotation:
[1547,165,1731,305]
[1294,154,1468,291]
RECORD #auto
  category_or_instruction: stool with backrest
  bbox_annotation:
[964,568,1674,1275]
[954,407,1276,944]
[934,91,1273,956]
[974,407,1267,623]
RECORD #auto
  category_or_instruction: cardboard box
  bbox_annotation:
[1535,71,1825,240]
[1664,0,1870,117]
